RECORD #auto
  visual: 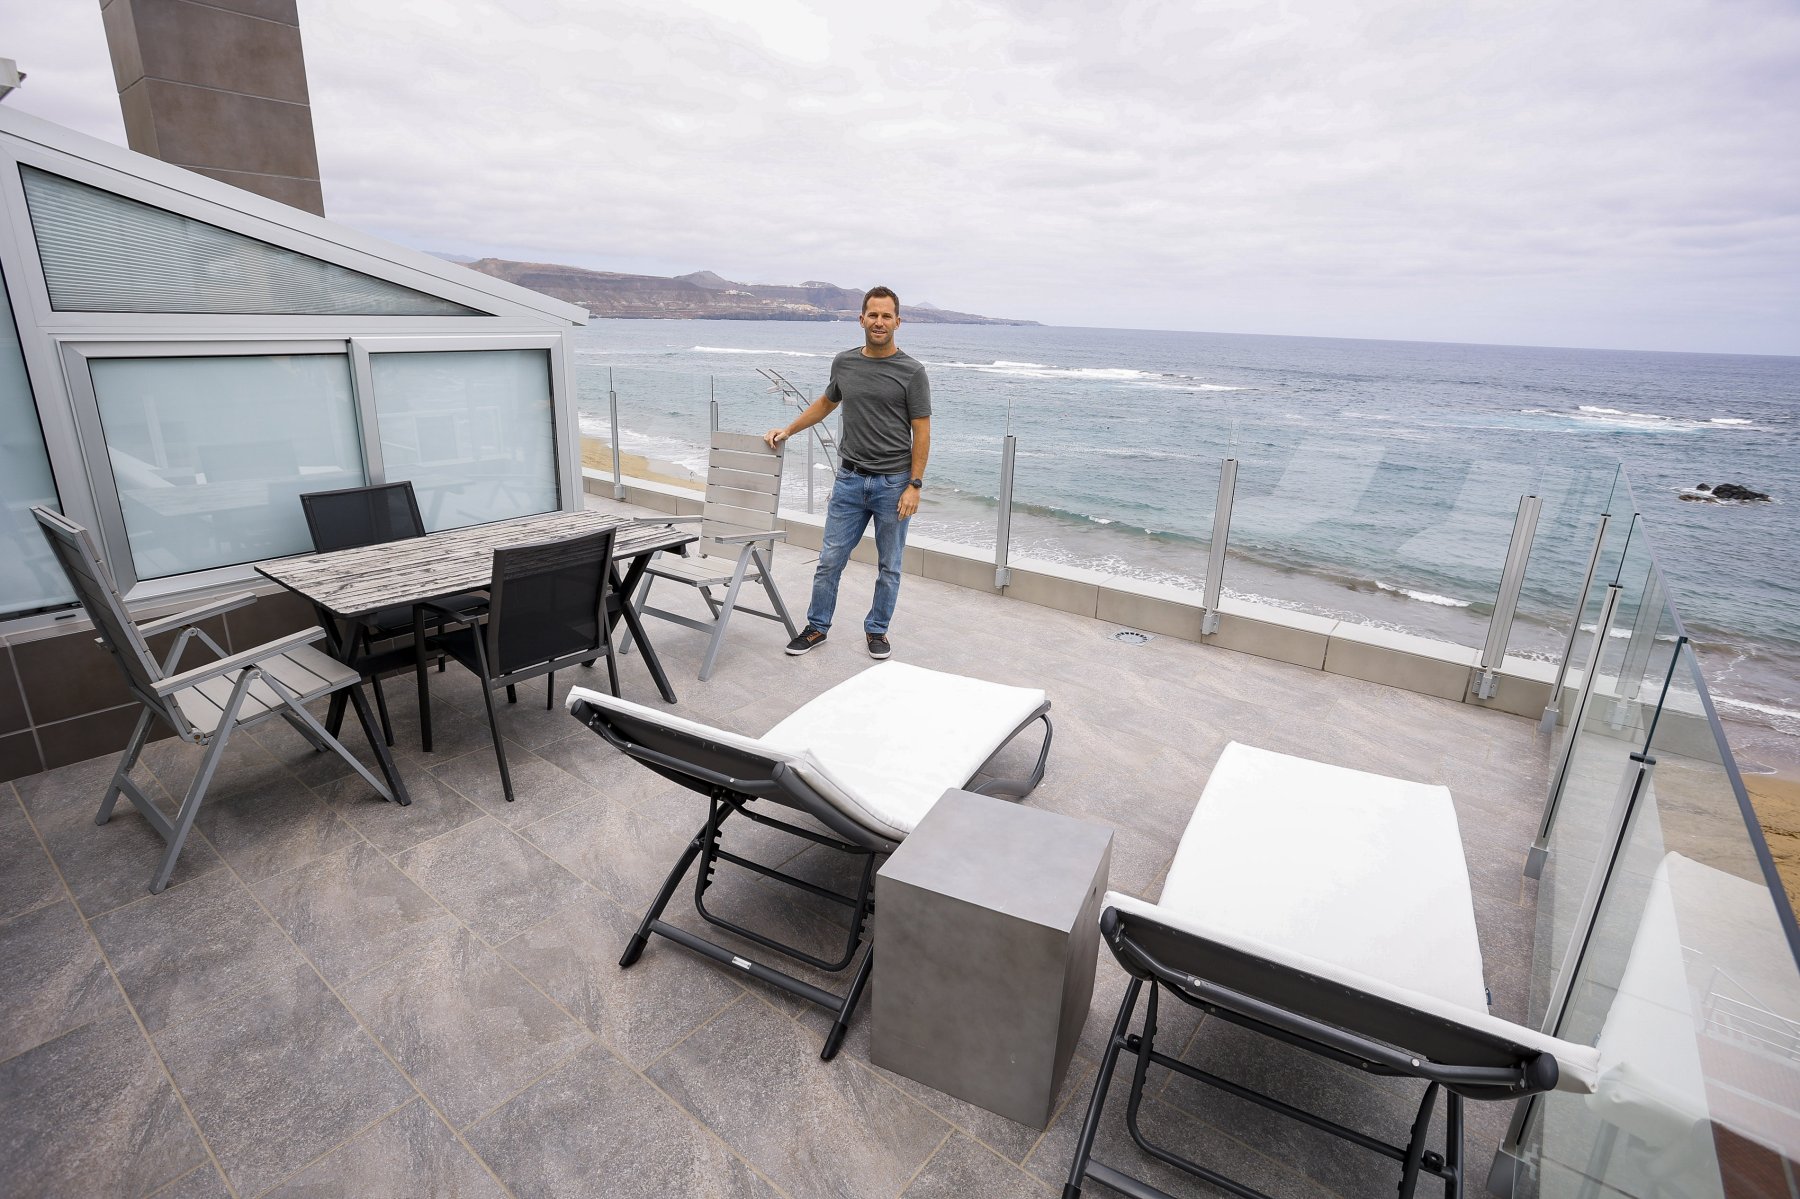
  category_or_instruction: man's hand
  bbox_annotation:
[763,427,790,450]
[896,483,920,520]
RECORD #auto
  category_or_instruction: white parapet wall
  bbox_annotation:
[588,470,1556,720]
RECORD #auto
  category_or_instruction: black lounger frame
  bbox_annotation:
[1063,907,1563,1199]
[568,693,1052,1059]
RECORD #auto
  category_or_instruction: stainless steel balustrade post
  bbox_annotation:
[1199,458,1238,636]
[995,434,1017,590]
[1525,580,1623,879]
[1540,512,1612,733]
[1608,566,1665,731]
[806,436,816,513]
[1474,495,1542,699]
[709,378,719,434]
[607,368,624,501]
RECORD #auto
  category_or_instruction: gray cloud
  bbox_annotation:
[5,0,1797,352]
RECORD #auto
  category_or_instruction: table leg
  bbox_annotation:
[316,605,356,739]
[413,608,433,754]
[344,679,409,806]
[612,555,678,704]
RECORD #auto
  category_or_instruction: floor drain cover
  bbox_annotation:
[1110,629,1152,646]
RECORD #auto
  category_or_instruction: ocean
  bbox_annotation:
[570,319,1800,773]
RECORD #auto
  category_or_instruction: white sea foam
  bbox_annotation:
[1553,405,1760,433]
[1376,581,1472,608]
[1714,695,1800,735]
[924,358,1248,390]
[689,346,821,357]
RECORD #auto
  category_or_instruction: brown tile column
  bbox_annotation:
[100,0,325,215]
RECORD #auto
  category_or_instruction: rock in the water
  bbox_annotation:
[1710,483,1771,502]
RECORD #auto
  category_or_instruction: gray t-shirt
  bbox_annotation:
[824,348,931,475]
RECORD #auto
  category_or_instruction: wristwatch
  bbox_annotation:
[908,478,923,489]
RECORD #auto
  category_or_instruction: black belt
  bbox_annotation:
[840,459,894,477]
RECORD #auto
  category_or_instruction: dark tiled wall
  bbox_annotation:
[0,588,316,784]
[101,0,325,214]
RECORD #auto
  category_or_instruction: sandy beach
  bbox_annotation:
[1745,772,1800,914]
[580,436,701,491]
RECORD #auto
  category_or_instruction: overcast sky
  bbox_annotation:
[7,0,1798,354]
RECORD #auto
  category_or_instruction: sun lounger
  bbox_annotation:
[1064,741,1600,1199]
[565,661,1052,1058]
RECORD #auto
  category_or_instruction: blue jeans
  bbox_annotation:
[807,467,911,636]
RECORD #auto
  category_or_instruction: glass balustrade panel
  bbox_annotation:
[1520,638,1800,1197]
[1222,417,1533,651]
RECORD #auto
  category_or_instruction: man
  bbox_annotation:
[764,285,930,660]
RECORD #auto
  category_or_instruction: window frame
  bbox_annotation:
[53,333,581,605]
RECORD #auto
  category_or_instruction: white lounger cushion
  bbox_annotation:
[566,662,1046,842]
[1161,742,1488,1011]
[1110,741,1600,1094]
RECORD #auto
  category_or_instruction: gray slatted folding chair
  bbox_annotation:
[33,507,403,895]
[622,431,798,680]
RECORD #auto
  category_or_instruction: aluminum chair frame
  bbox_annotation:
[622,431,798,681]
[567,689,1052,1060]
[33,507,403,894]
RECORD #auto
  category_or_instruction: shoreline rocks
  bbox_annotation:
[1681,482,1773,502]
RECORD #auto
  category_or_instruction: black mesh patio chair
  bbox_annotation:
[33,506,404,894]
[422,528,622,803]
[298,481,486,747]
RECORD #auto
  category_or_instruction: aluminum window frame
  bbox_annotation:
[57,335,365,602]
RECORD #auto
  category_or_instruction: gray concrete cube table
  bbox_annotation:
[871,788,1112,1128]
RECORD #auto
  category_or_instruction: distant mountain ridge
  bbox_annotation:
[459,258,1036,324]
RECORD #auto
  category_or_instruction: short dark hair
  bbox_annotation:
[862,285,899,317]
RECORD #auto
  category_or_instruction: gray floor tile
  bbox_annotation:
[516,787,703,910]
[155,965,413,1197]
[428,741,599,827]
[264,1098,506,1198]
[191,774,365,886]
[0,791,65,922]
[15,748,167,834]
[254,840,461,985]
[648,997,950,1199]
[905,1133,1052,1198]
[341,927,587,1128]
[501,887,743,1068]
[149,1163,232,1199]
[397,816,586,943]
[91,868,304,1034]
[0,1011,206,1198]
[31,777,224,918]
[467,1042,779,1199]
[0,899,122,1062]
[322,770,484,856]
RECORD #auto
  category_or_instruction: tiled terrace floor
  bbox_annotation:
[1,496,1549,1199]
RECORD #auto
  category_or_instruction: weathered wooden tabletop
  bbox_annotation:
[256,510,693,618]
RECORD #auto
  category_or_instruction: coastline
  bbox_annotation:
[579,436,701,490]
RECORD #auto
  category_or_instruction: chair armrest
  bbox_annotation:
[417,599,486,623]
[152,627,326,695]
[630,515,703,526]
[135,591,259,637]
[713,529,787,545]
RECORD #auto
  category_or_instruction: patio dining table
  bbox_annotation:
[256,509,696,770]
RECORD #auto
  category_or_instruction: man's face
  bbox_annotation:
[861,298,899,349]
